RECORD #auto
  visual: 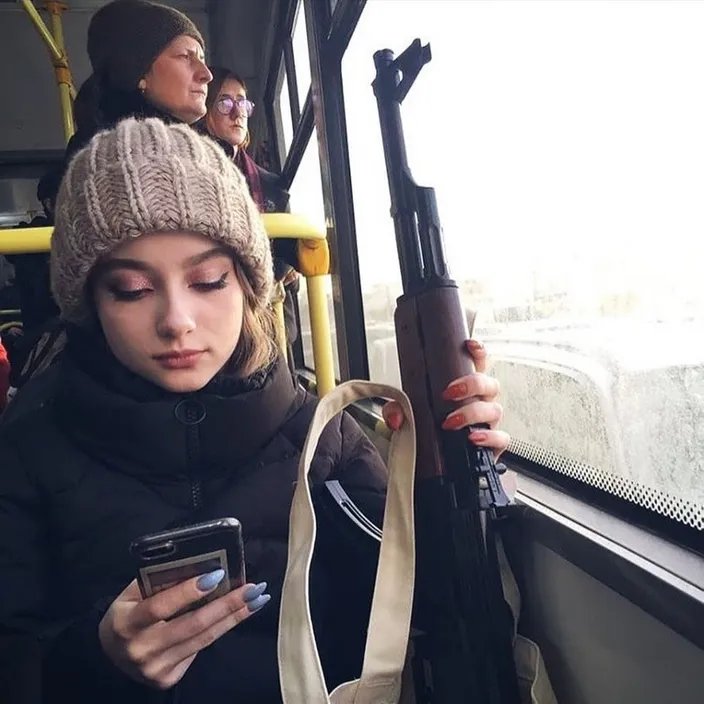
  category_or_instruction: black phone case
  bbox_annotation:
[130,518,246,610]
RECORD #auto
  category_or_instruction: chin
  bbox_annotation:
[150,369,214,394]
[186,100,207,122]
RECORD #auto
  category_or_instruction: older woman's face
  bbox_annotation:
[93,231,243,393]
[140,35,213,124]
[206,77,252,148]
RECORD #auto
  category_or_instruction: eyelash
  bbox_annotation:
[109,273,229,302]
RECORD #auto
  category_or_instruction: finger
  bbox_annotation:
[468,429,511,459]
[381,400,404,431]
[119,579,146,603]
[466,339,488,374]
[442,372,500,403]
[159,581,268,649]
[156,584,271,668]
[126,580,267,667]
[138,653,197,691]
[441,400,503,431]
[130,569,231,630]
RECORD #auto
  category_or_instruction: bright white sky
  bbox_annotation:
[283,2,704,516]
[289,0,704,320]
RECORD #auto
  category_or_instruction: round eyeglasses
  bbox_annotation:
[215,96,255,118]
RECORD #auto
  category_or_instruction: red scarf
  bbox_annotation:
[233,147,265,212]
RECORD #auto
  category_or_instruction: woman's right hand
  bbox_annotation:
[98,570,270,690]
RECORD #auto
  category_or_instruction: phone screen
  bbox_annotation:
[139,548,230,599]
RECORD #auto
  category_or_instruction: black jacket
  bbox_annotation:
[0,335,386,703]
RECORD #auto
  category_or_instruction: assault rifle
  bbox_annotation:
[371,40,522,704]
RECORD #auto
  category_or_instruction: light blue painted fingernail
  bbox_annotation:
[244,582,267,602]
[247,593,271,613]
[197,569,225,592]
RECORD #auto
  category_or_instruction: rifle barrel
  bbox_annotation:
[372,48,424,292]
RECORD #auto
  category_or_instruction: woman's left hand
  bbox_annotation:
[382,339,510,461]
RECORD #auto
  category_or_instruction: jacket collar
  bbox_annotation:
[52,331,300,480]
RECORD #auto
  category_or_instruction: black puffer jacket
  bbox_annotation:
[0,334,387,703]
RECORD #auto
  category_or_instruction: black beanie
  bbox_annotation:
[87,0,205,92]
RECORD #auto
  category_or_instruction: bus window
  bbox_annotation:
[277,62,294,157]
[287,126,341,379]
[342,0,704,530]
[291,0,311,109]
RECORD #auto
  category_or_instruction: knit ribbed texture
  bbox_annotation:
[87,0,204,92]
[51,117,273,324]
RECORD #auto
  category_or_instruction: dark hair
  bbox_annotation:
[73,75,102,134]
[205,67,249,112]
[37,167,63,204]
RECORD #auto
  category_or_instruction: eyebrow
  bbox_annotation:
[173,42,204,61]
[99,246,231,274]
[188,48,206,62]
[220,91,246,100]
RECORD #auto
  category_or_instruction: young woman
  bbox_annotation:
[199,67,301,365]
[202,67,288,214]
[0,118,509,703]
[9,0,214,395]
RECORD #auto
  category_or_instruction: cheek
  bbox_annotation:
[96,300,150,358]
[209,288,244,341]
[215,114,231,132]
[152,62,187,99]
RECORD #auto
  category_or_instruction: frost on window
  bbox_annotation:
[342,0,704,529]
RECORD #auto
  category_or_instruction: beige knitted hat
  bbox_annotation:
[51,117,273,324]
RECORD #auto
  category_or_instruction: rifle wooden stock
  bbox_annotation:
[373,40,522,704]
[395,286,473,479]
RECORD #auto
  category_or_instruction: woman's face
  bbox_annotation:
[140,35,213,124]
[206,77,253,148]
[93,231,243,393]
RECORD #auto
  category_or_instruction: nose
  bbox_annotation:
[196,59,213,85]
[156,293,196,340]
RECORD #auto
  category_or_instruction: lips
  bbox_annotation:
[153,350,205,370]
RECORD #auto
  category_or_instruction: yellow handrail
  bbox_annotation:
[0,214,336,396]
[19,0,75,142]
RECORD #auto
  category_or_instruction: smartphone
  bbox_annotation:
[130,517,246,613]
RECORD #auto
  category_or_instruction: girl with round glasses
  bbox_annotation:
[200,68,300,368]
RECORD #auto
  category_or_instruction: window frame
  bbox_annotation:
[261,0,370,381]
[261,0,704,545]
[300,0,370,381]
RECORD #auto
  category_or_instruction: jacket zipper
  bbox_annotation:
[184,408,203,509]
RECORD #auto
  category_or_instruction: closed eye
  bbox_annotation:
[191,273,229,292]
[109,287,151,302]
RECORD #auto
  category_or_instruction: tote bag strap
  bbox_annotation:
[278,380,416,704]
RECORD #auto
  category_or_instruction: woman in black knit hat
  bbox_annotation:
[65,0,212,166]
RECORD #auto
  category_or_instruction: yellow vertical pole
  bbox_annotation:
[19,0,75,142]
[45,1,75,141]
[297,238,335,397]
[260,215,336,396]
[305,275,335,396]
